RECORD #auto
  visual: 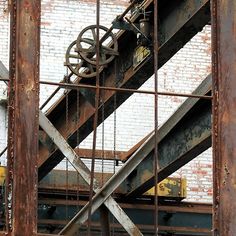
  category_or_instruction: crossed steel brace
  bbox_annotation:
[39,110,152,235]
[1,59,147,235]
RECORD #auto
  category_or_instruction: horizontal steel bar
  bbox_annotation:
[37,200,212,235]
[39,222,212,236]
[0,76,213,99]
[75,148,125,160]
[40,72,74,110]
[38,199,212,213]
[40,80,213,99]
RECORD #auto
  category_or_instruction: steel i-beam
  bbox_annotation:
[124,75,212,197]
[212,0,236,235]
[6,0,40,235]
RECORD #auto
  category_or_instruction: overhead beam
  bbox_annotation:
[212,0,236,235]
[37,200,212,236]
[38,111,143,236]
[75,148,125,161]
[38,170,118,195]
[125,75,212,197]
[38,0,210,180]
[6,0,40,235]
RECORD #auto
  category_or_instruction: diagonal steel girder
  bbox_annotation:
[38,0,210,180]
[60,131,155,234]
[124,75,212,198]
[39,110,143,236]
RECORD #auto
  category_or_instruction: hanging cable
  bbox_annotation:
[65,68,69,222]
[153,0,159,235]
[113,61,117,176]
[111,56,118,236]
[76,76,80,236]
[101,70,107,236]
[87,0,100,234]
[102,73,105,187]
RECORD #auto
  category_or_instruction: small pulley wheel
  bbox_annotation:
[65,40,103,78]
[76,25,118,66]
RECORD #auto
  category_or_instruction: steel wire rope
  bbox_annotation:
[153,0,159,235]
[111,54,118,236]
[87,0,101,234]
[76,74,80,235]
[65,68,69,223]
[101,65,106,236]
[101,72,105,188]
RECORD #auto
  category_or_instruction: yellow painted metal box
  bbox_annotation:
[144,177,187,198]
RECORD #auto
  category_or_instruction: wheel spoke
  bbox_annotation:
[87,63,95,73]
[91,28,97,43]
[100,31,110,43]
[75,64,81,73]
[77,60,85,69]
[101,45,119,55]
[99,53,106,64]
[77,38,95,54]
[79,48,96,54]
[69,54,81,59]
[75,25,117,67]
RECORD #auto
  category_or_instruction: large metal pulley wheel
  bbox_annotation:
[76,25,118,66]
[65,40,103,78]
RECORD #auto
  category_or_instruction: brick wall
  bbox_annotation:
[0,0,8,67]
[0,103,7,166]
[0,1,212,202]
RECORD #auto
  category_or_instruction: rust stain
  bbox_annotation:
[141,170,153,183]
[223,163,230,186]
